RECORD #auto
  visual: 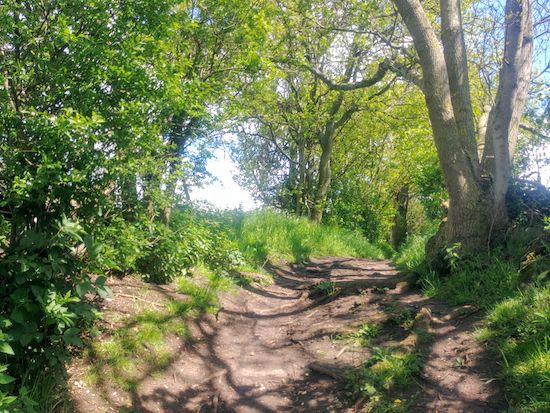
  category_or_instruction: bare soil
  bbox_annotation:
[68,257,507,412]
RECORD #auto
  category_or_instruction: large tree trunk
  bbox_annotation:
[392,0,533,262]
[481,0,533,209]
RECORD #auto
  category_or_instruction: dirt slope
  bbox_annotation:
[69,257,507,412]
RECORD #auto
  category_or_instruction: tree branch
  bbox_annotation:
[305,59,391,91]
[520,123,550,140]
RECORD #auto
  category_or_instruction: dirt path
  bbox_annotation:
[69,257,507,412]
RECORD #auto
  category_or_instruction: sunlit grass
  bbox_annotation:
[231,208,390,264]
[83,269,235,392]
[335,322,382,347]
[85,308,180,391]
[393,225,438,271]
[346,347,422,412]
[476,284,550,412]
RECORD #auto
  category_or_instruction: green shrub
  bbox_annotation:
[0,216,110,410]
[94,216,150,274]
[97,208,245,284]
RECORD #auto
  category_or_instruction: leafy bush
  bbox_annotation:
[0,216,111,410]
[131,208,244,283]
[94,216,151,274]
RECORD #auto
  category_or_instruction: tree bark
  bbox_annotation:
[482,0,533,208]
[390,185,409,248]
[296,143,306,216]
[310,94,358,224]
[392,0,533,262]
[393,0,488,252]
[441,0,480,177]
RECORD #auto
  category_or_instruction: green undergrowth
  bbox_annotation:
[335,322,382,347]
[83,268,236,392]
[393,223,438,271]
[408,230,550,413]
[421,258,522,309]
[477,284,550,413]
[346,347,423,412]
[229,208,391,264]
[85,307,178,391]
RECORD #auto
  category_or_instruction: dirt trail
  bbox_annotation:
[69,257,507,412]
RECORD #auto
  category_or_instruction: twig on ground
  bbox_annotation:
[115,293,165,308]
[335,345,349,359]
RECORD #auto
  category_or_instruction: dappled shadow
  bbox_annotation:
[69,257,506,413]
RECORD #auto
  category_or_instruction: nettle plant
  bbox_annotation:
[0,216,111,400]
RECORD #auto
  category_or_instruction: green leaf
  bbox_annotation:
[0,343,14,356]
[76,283,88,297]
[20,333,41,347]
[0,373,15,385]
[90,326,101,338]
[97,285,113,298]
[10,310,25,325]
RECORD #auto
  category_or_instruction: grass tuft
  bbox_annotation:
[335,322,382,347]
[393,224,438,271]
[346,347,422,412]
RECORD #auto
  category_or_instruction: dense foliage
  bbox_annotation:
[0,0,548,411]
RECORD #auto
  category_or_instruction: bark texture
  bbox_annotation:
[392,0,533,261]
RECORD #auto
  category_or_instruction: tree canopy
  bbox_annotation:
[0,0,549,407]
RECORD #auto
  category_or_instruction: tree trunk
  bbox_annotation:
[481,0,533,209]
[390,185,409,248]
[296,143,306,216]
[311,136,333,224]
[392,0,533,262]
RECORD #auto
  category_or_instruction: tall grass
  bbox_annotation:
[393,221,439,271]
[230,209,391,264]
[402,227,549,412]
[477,284,550,413]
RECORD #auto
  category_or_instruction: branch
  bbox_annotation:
[511,177,547,190]
[520,123,550,140]
[305,58,391,91]
[386,60,424,91]
[368,76,397,100]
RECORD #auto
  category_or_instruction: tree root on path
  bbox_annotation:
[309,362,345,381]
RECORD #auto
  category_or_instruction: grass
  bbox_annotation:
[406,231,550,412]
[0,369,74,412]
[393,224,438,271]
[346,346,423,412]
[230,208,390,264]
[85,307,181,391]
[335,322,382,347]
[84,268,237,392]
[476,284,550,412]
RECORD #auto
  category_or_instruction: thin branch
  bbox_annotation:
[520,123,550,140]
